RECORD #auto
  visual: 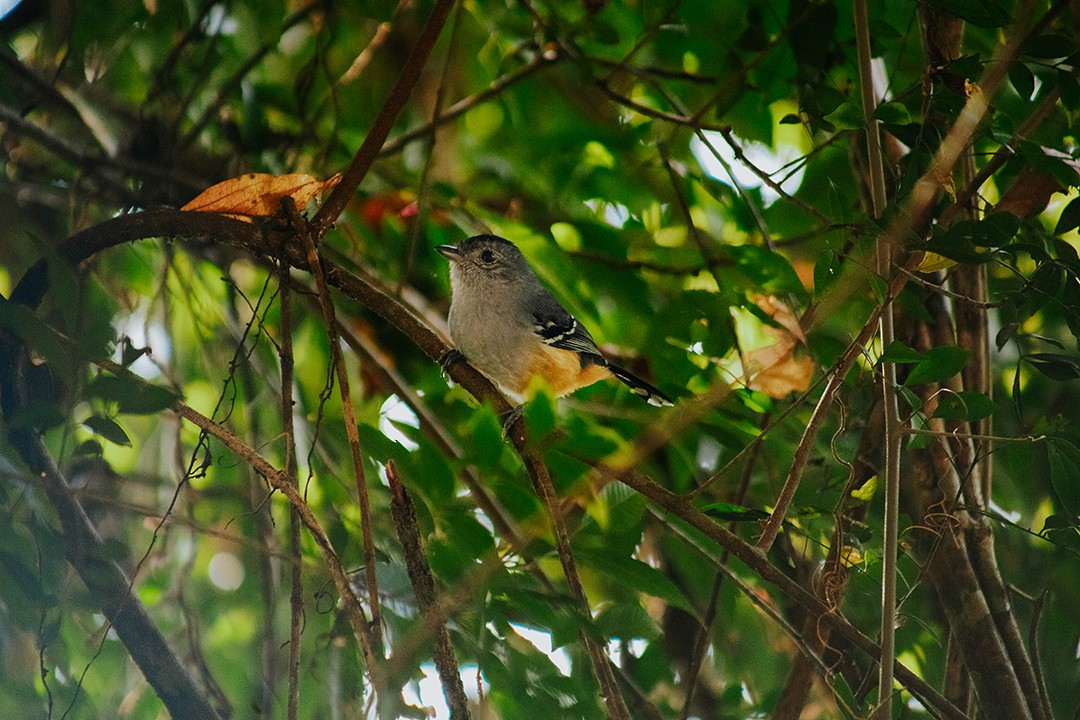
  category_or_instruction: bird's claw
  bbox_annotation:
[500,405,524,441]
[438,348,464,380]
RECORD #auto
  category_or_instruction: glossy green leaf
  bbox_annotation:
[904,346,970,386]
[932,391,997,421]
[81,415,132,446]
[1024,353,1080,380]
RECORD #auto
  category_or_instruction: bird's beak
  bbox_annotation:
[435,245,461,262]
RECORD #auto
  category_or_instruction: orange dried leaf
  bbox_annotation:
[743,295,813,398]
[181,172,343,217]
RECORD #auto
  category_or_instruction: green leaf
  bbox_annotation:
[577,550,697,615]
[587,19,620,45]
[594,602,661,642]
[1024,34,1076,59]
[946,213,1020,247]
[925,0,1009,27]
[850,475,878,503]
[523,391,557,440]
[872,102,910,125]
[904,346,969,386]
[878,340,924,364]
[1009,62,1035,101]
[86,374,179,414]
[0,297,74,378]
[813,249,842,298]
[120,337,150,367]
[933,391,997,421]
[1046,439,1080,516]
[1054,197,1080,236]
[81,415,132,446]
[1024,353,1080,380]
[119,384,180,414]
[1040,514,1080,532]
[1058,70,1080,111]
[824,101,864,130]
[995,322,1019,351]
[723,244,805,295]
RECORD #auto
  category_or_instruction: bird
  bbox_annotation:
[436,234,672,424]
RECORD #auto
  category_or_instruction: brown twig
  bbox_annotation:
[516,447,631,719]
[311,0,457,236]
[386,460,471,720]
[283,197,384,652]
[853,1,901,716]
[378,50,555,158]
[87,360,386,699]
[278,260,304,720]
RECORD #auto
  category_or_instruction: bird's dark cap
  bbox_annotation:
[436,234,516,261]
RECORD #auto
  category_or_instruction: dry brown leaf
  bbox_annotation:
[181,172,343,219]
[995,148,1078,219]
[744,295,814,398]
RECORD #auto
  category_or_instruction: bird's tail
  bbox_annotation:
[606,362,673,407]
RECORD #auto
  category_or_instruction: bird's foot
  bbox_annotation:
[500,404,524,441]
[438,348,464,380]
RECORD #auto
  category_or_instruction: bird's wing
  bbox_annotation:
[530,294,603,358]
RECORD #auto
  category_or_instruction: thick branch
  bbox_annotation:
[3,426,223,720]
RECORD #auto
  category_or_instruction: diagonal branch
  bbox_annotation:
[386,460,471,720]
[311,0,457,236]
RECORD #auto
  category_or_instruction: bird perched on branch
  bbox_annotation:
[437,234,671,428]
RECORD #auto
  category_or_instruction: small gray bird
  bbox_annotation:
[436,234,672,408]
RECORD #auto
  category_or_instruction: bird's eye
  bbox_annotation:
[480,250,496,264]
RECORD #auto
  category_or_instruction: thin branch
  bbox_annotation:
[1025,589,1053,720]
[517,446,631,719]
[378,50,555,158]
[594,81,730,130]
[711,128,834,225]
[312,0,457,236]
[284,198,384,652]
[853,1,901,717]
[386,460,471,720]
[278,262,303,720]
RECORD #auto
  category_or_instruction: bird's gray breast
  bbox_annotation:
[447,282,537,396]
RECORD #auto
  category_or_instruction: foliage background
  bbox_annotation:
[1,0,1080,718]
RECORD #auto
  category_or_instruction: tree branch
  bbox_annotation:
[311,0,457,236]
[0,424,224,719]
[386,460,471,720]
